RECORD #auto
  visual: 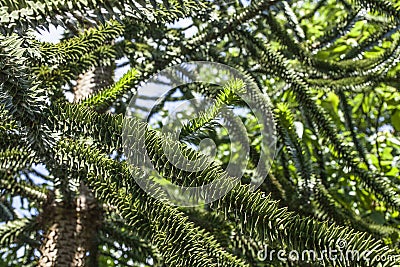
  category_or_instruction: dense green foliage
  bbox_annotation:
[1,0,400,266]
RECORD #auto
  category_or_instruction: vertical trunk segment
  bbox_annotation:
[38,186,102,267]
[39,61,113,266]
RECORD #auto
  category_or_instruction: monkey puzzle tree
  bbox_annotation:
[1,0,400,266]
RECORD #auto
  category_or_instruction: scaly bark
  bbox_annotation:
[38,184,103,267]
[73,65,115,102]
[38,200,78,266]
[39,59,114,266]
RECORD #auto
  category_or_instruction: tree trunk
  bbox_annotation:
[38,201,77,266]
[38,185,103,267]
[38,61,114,266]
[73,65,115,102]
